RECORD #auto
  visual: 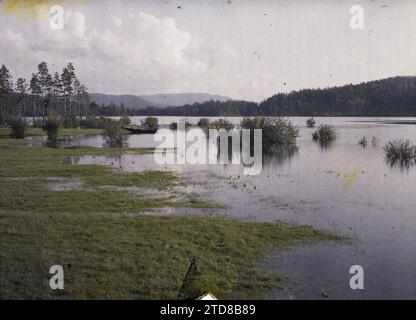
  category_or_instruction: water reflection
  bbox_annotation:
[385,157,415,170]
[313,138,336,150]
[262,145,299,168]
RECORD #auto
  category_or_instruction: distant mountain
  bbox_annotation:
[89,93,158,109]
[135,76,416,117]
[89,92,231,109]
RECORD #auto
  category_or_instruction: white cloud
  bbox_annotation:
[1,8,241,98]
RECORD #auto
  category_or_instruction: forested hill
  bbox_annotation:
[137,76,416,116]
[260,76,416,116]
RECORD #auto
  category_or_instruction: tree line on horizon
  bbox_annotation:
[134,76,416,117]
[0,62,89,124]
[2,62,416,120]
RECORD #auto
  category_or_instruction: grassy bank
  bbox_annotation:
[0,138,344,299]
[0,127,104,138]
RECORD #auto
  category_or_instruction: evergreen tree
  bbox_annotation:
[0,64,14,115]
[29,73,41,123]
[61,63,75,116]
[15,78,28,116]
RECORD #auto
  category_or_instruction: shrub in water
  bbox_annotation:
[197,118,210,129]
[306,117,316,128]
[120,115,131,126]
[43,119,61,143]
[241,117,299,153]
[33,119,44,128]
[205,118,234,134]
[103,120,127,147]
[358,136,368,147]
[312,124,337,143]
[141,116,159,129]
[10,117,27,139]
[383,139,416,164]
[169,121,192,130]
[80,116,108,129]
[0,112,10,127]
[371,136,379,148]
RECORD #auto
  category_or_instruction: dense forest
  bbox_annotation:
[2,61,415,120]
[136,76,416,117]
[0,62,89,123]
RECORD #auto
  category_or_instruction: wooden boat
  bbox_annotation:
[122,125,158,134]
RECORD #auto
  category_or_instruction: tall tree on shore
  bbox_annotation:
[52,72,63,117]
[0,64,14,115]
[61,63,75,117]
[29,73,41,123]
[15,78,28,117]
[73,77,81,117]
[37,62,53,119]
[79,84,89,117]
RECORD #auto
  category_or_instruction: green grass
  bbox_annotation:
[0,127,103,138]
[0,211,342,299]
[0,137,344,299]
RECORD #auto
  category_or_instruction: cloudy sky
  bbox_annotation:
[1,0,416,101]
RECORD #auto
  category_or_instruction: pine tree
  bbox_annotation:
[15,78,28,116]
[37,62,53,119]
[0,64,14,115]
[29,73,41,124]
[61,63,75,117]
[52,72,63,117]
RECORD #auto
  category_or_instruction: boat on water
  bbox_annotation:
[122,125,158,134]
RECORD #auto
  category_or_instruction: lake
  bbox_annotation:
[54,116,416,299]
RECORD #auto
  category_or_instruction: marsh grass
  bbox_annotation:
[358,136,368,147]
[9,117,27,139]
[383,139,416,165]
[103,120,127,147]
[0,210,343,299]
[312,124,337,144]
[141,116,159,129]
[120,115,131,126]
[0,138,344,299]
[241,117,299,153]
[43,119,61,144]
[0,127,103,138]
[169,121,192,130]
[306,117,316,128]
[205,118,234,134]
[197,118,210,128]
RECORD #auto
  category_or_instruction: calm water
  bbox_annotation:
[63,116,416,299]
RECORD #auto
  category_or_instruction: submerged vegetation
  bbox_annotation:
[9,117,27,139]
[383,139,416,165]
[141,116,159,130]
[43,118,61,144]
[102,119,127,147]
[358,136,368,147]
[169,121,192,130]
[241,117,299,153]
[312,124,337,144]
[207,118,234,132]
[306,117,316,128]
[197,118,210,128]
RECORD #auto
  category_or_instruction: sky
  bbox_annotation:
[1,0,416,101]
